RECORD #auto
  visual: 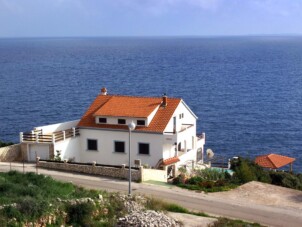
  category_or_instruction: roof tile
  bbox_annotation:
[255,153,295,169]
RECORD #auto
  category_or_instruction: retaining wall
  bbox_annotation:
[37,161,142,182]
[0,144,22,162]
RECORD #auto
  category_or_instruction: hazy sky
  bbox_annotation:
[1,0,302,37]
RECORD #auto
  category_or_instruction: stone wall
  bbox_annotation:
[0,144,22,162]
[37,161,142,182]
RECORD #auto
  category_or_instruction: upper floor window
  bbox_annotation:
[118,119,126,125]
[87,139,98,151]
[99,118,107,123]
[137,120,145,126]
[114,141,125,153]
[138,143,149,155]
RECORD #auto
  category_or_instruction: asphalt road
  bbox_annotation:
[1,163,301,227]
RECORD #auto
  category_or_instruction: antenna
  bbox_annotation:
[206,149,214,159]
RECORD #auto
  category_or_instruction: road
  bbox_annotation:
[1,162,301,227]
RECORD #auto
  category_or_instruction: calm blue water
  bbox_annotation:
[1,37,302,172]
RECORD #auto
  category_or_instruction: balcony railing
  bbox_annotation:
[21,127,80,143]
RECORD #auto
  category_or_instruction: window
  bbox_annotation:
[182,113,184,118]
[87,139,98,151]
[99,118,107,123]
[118,119,126,125]
[179,114,182,119]
[114,141,125,153]
[137,120,145,126]
[139,143,149,155]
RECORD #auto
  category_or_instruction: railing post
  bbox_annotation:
[35,133,39,143]
[20,132,23,143]
[63,131,66,141]
[72,127,76,137]
[52,134,55,143]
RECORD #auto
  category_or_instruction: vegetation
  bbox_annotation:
[0,170,265,226]
[231,158,302,191]
[173,157,302,193]
[0,140,14,148]
[173,168,237,192]
[210,218,264,227]
[0,171,122,226]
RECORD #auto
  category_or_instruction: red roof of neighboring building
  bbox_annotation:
[163,156,180,166]
[77,94,181,133]
[255,153,295,169]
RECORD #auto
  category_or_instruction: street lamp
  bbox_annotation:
[128,121,136,195]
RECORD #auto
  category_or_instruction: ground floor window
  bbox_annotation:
[138,143,149,155]
[87,139,98,151]
[114,141,125,153]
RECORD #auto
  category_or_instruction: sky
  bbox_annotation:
[1,0,302,37]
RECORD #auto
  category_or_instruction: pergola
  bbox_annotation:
[255,153,296,172]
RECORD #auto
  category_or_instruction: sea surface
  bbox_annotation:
[0,36,302,172]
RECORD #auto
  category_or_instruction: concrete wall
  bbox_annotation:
[0,144,22,162]
[34,120,80,134]
[37,160,142,182]
[79,128,164,167]
[141,168,167,182]
[54,137,80,162]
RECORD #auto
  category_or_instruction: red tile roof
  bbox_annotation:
[94,96,160,118]
[77,94,181,133]
[255,153,295,169]
[163,156,180,166]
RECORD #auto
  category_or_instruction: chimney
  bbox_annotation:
[162,93,167,107]
[100,87,107,95]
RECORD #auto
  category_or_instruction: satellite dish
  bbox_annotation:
[206,149,214,159]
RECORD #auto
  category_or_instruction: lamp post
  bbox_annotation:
[128,121,136,196]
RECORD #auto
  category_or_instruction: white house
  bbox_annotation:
[20,88,205,171]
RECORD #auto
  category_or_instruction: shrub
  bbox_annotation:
[66,202,95,226]
[17,197,48,220]
[195,168,225,181]
[187,176,203,185]
[269,172,302,190]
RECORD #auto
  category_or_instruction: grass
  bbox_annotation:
[0,171,265,226]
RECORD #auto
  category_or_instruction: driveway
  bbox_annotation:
[1,162,302,227]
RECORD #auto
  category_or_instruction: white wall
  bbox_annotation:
[34,120,80,134]
[164,101,197,133]
[54,137,81,162]
[78,128,164,167]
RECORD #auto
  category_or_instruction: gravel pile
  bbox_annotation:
[117,210,181,227]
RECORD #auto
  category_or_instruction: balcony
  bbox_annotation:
[21,127,80,144]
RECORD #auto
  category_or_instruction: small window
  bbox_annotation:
[179,114,182,119]
[137,120,145,126]
[87,139,98,151]
[182,113,184,118]
[114,141,125,153]
[118,119,126,125]
[139,143,149,155]
[99,118,107,123]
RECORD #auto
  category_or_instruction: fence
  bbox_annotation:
[37,159,142,182]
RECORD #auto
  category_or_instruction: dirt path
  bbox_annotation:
[212,181,302,210]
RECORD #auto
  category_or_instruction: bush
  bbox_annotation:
[195,168,226,181]
[232,158,271,184]
[17,197,48,220]
[66,202,95,226]
[269,172,302,190]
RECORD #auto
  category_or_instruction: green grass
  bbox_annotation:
[0,171,265,227]
[210,217,265,227]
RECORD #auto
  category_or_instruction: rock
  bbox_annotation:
[116,210,181,227]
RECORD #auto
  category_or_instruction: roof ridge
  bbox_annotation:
[103,94,182,100]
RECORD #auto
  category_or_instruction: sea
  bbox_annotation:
[0,36,301,172]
